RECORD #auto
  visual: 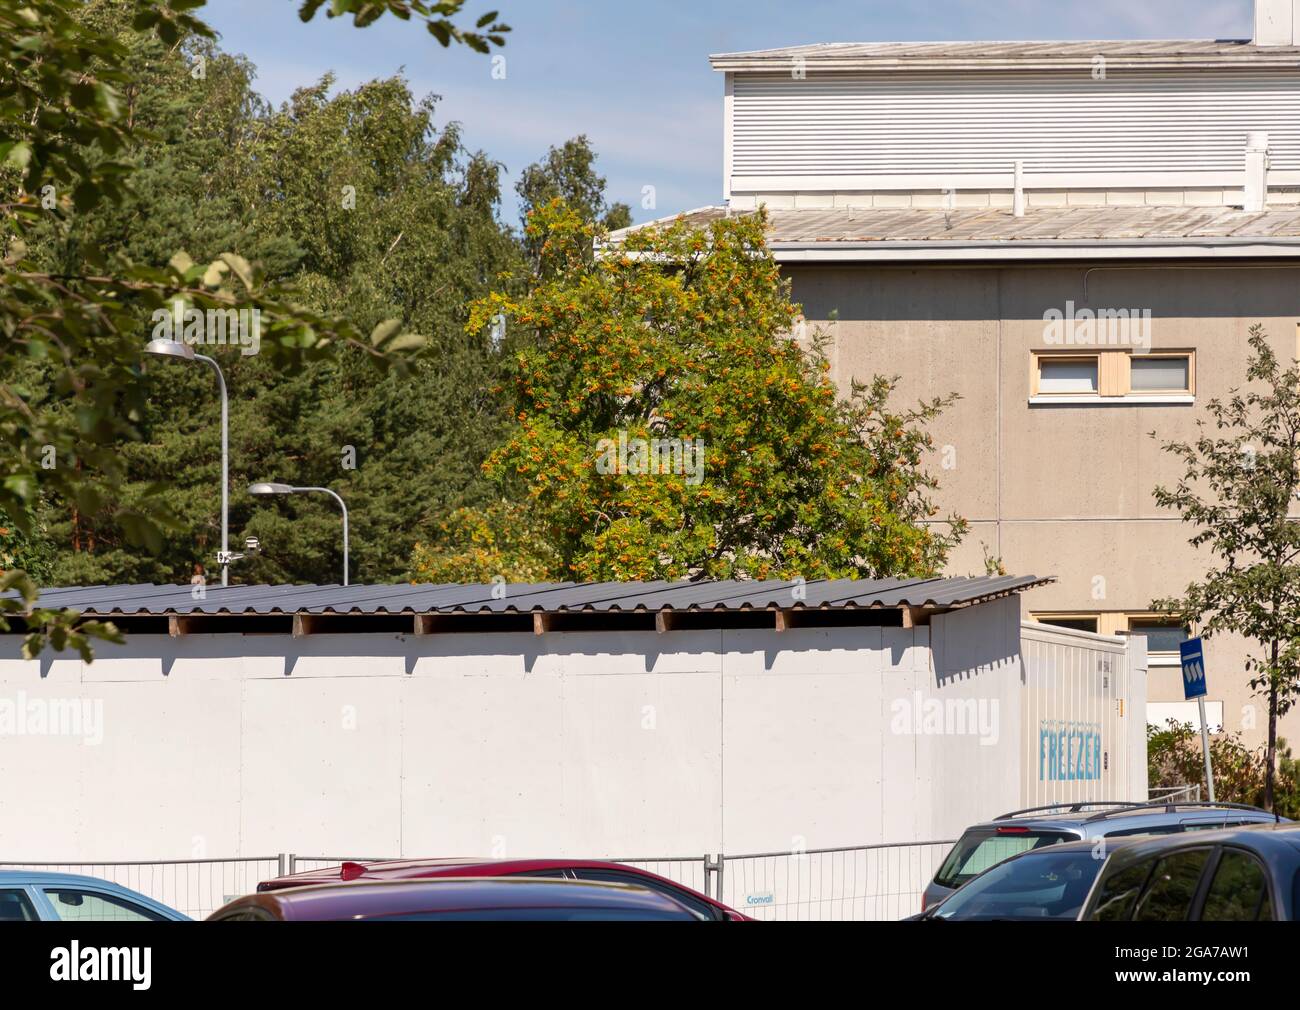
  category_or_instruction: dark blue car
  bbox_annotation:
[1079,822,1300,921]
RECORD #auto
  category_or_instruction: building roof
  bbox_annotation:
[607,205,1300,261]
[14,576,1050,618]
[711,39,1300,72]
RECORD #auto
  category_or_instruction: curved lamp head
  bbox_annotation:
[144,338,196,360]
[248,482,296,496]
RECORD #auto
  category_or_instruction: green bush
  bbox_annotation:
[1148,721,1300,819]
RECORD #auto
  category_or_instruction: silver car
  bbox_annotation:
[922,801,1284,913]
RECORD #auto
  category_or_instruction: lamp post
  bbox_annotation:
[248,482,350,586]
[145,339,230,587]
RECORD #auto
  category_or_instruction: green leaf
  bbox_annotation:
[219,253,255,291]
[370,318,403,347]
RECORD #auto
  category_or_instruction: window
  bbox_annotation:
[1035,615,1099,633]
[931,847,1105,921]
[1130,355,1190,392]
[1089,860,1155,921]
[1201,850,1271,921]
[0,889,38,922]
[1128,616,1189,657]
[933,829,1072,889]
[1038,357,1099,394]
[1032,351,1194,403]
[1132,849,1212,922]
[567,869,720,920]
[42,888,166,922]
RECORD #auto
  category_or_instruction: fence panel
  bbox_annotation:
[0,858,282,920]
[287,856,393,876]
[609,856,712,897]
[2,843,957,921]
[718,842,954,921]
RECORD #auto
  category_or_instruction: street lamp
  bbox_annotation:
[145,338,231,587]
[248,483,350,586]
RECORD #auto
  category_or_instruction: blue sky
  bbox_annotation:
[203,0,1253,225]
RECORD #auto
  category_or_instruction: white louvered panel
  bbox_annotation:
[731,71,1300,179]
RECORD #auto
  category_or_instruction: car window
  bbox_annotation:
[1088,859,1156,921]
[1183,819,1263,832]
[931,847,1104,921]
[933,829,1074,889]
[1201,850,1270,921]
[42,888,166,922]
[1133,849,1212,922]
[1103,825,1182,839]
[0,888,39,922]
[568,869,719,920]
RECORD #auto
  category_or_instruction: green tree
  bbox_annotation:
[516,136,631,264]
[38,65,524,587]
[1152,325,1300,810]
[413,203,966,583]
[1,0,507,656]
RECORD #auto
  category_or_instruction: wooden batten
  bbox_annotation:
[292,614,320,638]
[655,609,676,634]
[533,612,553,636]
[900,606,930,629]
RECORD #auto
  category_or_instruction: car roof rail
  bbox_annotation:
[994,801,1138,821]
[1082,800,1279,823]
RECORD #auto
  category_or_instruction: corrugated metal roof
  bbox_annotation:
[711,39,1300,70]
[14,576,1052,617]
[607,205,1300,247]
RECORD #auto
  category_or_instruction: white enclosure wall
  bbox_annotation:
[0,598,1142,862]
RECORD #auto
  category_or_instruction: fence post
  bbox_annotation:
[704,853,724,903]
[282,853,294,877]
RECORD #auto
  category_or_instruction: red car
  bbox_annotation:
[258,858,751,921]
[214,877,703,921]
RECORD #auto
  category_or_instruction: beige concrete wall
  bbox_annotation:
[791,261,1300,753]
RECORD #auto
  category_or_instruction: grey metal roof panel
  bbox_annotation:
[10,577,1052,617]
[710,39,1300,69]
[609,206,1300,250]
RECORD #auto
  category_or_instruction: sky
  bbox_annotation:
[202,0,1254,226]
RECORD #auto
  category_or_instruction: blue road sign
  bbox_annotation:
[1180,637,1208,701]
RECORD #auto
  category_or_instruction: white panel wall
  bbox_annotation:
[0,604,1143,862]
[730,70,1300,189]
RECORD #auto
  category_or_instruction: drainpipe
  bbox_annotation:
[1244,132,1270,213]
[1013,161,1026,218]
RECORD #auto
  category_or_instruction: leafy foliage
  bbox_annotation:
[515,135,631,265]
[413,204,966,583]
[1,0,507,654]
[296,0,510,53]
[1148,720,1300,820]
[1152,325,1300,809]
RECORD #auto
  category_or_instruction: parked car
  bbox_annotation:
[258,857,751,920]
[0,870,188,922]
[1078,822,1300,921]
[911,838,1139,921]
[923,801,1285,912]
[212,876,707,921]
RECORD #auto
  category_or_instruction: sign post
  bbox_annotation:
[1179,638,1215,803]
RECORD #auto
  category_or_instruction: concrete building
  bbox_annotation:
[619,0,1300,749]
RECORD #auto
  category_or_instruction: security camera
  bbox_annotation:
[244,537,261,555]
